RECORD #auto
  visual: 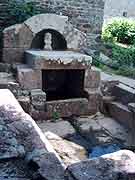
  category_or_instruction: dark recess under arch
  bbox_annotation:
[31,29,67,50]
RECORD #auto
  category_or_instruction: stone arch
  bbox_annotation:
[24,14,86,51]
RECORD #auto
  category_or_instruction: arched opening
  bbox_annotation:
[31,29,67,50]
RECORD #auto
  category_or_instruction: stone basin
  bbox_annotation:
[25,50,92,69]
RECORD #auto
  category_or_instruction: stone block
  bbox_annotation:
[30,89,46,111]
[45,131,87,166]
[2,47,26,63]
[111,83,135,105]
[3,23,34,48]
[128,103,135,113]
[18,96,30,113]
[107,101,133,129]
[37,120,76,138]
[84,69,100,88]
[85,88,101,114]
[17,65,42,89]
[65,150,135,180]
[45,98,89,119]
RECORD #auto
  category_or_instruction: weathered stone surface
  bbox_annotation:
[101,80,119,96]
[107,101,133,130]
[72,113,130,147]
[128,103,135,113]
[0,0,104,56]
[24,14,86,51]
[2,47,26,63]
[37,120,76,138]
[0,89,65,179]
[85,88,101,114]
[25,50,92,70]
[18,96,30,113]
[0,158,33,180]
[3,23,34,48]
[65,150,135,180]
[84,69,100,88]
[45,132,87,166]
[17,65,42,89]
[28,152,65,180]
[111,83,135,105]
[30,98,89,120]
[0,63,11,72]
[45,98,89,119]
[30,89,46,111]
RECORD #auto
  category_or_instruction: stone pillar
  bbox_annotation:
[84,69,101,114]
[30,89,47,120]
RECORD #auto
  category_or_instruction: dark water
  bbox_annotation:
[89,144,121,158]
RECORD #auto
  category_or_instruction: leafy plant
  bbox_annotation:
[102,19,135,45]
[52,111,60,121]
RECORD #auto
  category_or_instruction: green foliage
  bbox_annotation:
[92,56,105,68]
[52,111,60,121]
[110,43,135,67]
[97,42,135,78]
[116,65,135,78]
[7,0,45,24]
[102,19,135,45]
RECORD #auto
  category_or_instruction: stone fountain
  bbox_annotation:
[2,14,101,119]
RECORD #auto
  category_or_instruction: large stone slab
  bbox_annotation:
[65,150,135,180]
[0,89,65,179]
[45,132,87,166]
[25,50,92,70]
[37,120,76,138]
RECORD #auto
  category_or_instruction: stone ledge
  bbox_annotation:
[0,89,65,179]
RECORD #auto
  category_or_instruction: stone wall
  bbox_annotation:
[0,0,105,57]
[104,0,135,24]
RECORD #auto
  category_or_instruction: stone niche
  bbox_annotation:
[2,14,101,119]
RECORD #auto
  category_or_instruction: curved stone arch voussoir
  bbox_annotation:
[24,14,69,35]
[24,13,86,51]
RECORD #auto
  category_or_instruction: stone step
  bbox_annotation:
[111,83,135,105]
[107,101,133,130]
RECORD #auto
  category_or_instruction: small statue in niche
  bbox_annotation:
[44,32,52,50]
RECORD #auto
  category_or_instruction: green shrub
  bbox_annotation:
[116,65,135,78]
[7,0,45,24]
[102,19,135,45]
[103,43,135,68]
[52,111,60,121]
